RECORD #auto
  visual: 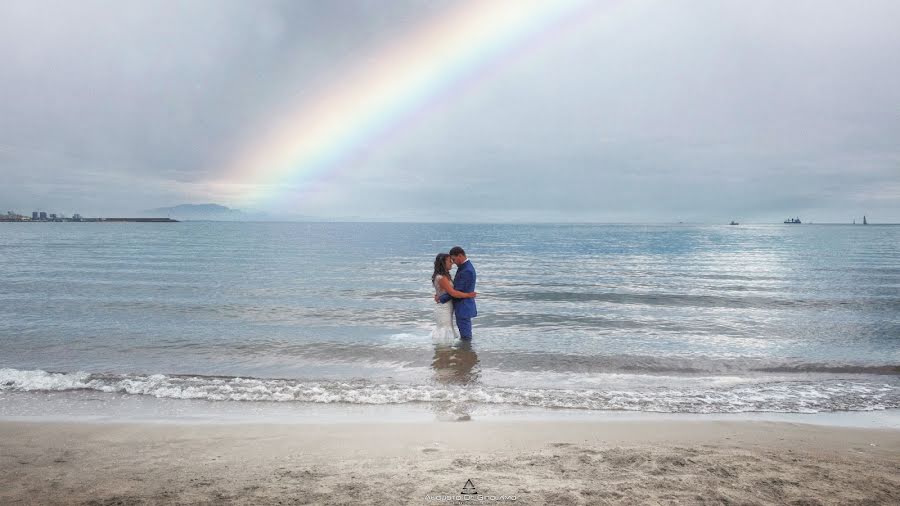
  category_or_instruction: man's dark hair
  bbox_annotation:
[449,246,466,257]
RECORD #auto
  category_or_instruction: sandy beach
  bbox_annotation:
[1,419,898,505]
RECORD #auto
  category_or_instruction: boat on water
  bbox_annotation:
[784,217,801,224]
[729,221,739,225]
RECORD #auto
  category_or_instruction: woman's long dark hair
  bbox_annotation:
[432,253,452,284]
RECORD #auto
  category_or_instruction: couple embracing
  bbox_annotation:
[431,246,477,341]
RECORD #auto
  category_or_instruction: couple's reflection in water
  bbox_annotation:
[430,339,480,421]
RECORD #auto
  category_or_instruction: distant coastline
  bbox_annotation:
[0,213,177,223]
[2,206,896,226]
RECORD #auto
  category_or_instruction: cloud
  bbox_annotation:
[1,0,898,222]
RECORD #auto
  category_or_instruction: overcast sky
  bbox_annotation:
[1,0,898,222]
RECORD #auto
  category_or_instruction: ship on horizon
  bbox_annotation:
[784,217,801,224]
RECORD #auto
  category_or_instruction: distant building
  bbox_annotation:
[73,213,81,221]
[33,212,39,220]
[1,211,25,222]
[39,212,47,220]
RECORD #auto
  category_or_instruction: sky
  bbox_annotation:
[1,0,898,223]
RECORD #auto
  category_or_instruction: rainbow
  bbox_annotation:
[219,0,603,209]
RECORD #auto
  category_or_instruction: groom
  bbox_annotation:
[438,246,477,339]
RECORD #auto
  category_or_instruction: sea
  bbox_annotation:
[1,222,898,423]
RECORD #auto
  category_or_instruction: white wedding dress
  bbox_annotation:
[431,275,460,343]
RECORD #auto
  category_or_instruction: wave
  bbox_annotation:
[510,291,900,311]
[462,349,900,376]
[73,336,899,377]
[2,368,898,414]
[754,364,900,375]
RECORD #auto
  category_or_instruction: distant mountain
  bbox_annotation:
[143,204,264,221]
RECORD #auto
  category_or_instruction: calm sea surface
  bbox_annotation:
[1,222,898,418]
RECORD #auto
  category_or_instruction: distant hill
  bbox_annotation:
[143,204,264,221]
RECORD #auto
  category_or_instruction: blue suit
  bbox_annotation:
[439,260,477,338]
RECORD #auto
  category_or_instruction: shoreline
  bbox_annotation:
[2,419,898,505]
[3,389,900,429]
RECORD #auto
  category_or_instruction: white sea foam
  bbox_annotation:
[0,368,93,391]
[2,368,898,414]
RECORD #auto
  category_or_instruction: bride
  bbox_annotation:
[431,253,477,343]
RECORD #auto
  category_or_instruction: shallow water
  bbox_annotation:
[1,222,898,417]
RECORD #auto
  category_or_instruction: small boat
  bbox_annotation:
[729,221,739,225]
[863,215,868,225]
[784,217,801,224]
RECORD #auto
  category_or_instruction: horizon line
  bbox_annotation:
[81,219,900,226]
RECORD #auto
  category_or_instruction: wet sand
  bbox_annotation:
[1,419,898,505]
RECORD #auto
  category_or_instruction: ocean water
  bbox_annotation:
[1,222,898,420]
